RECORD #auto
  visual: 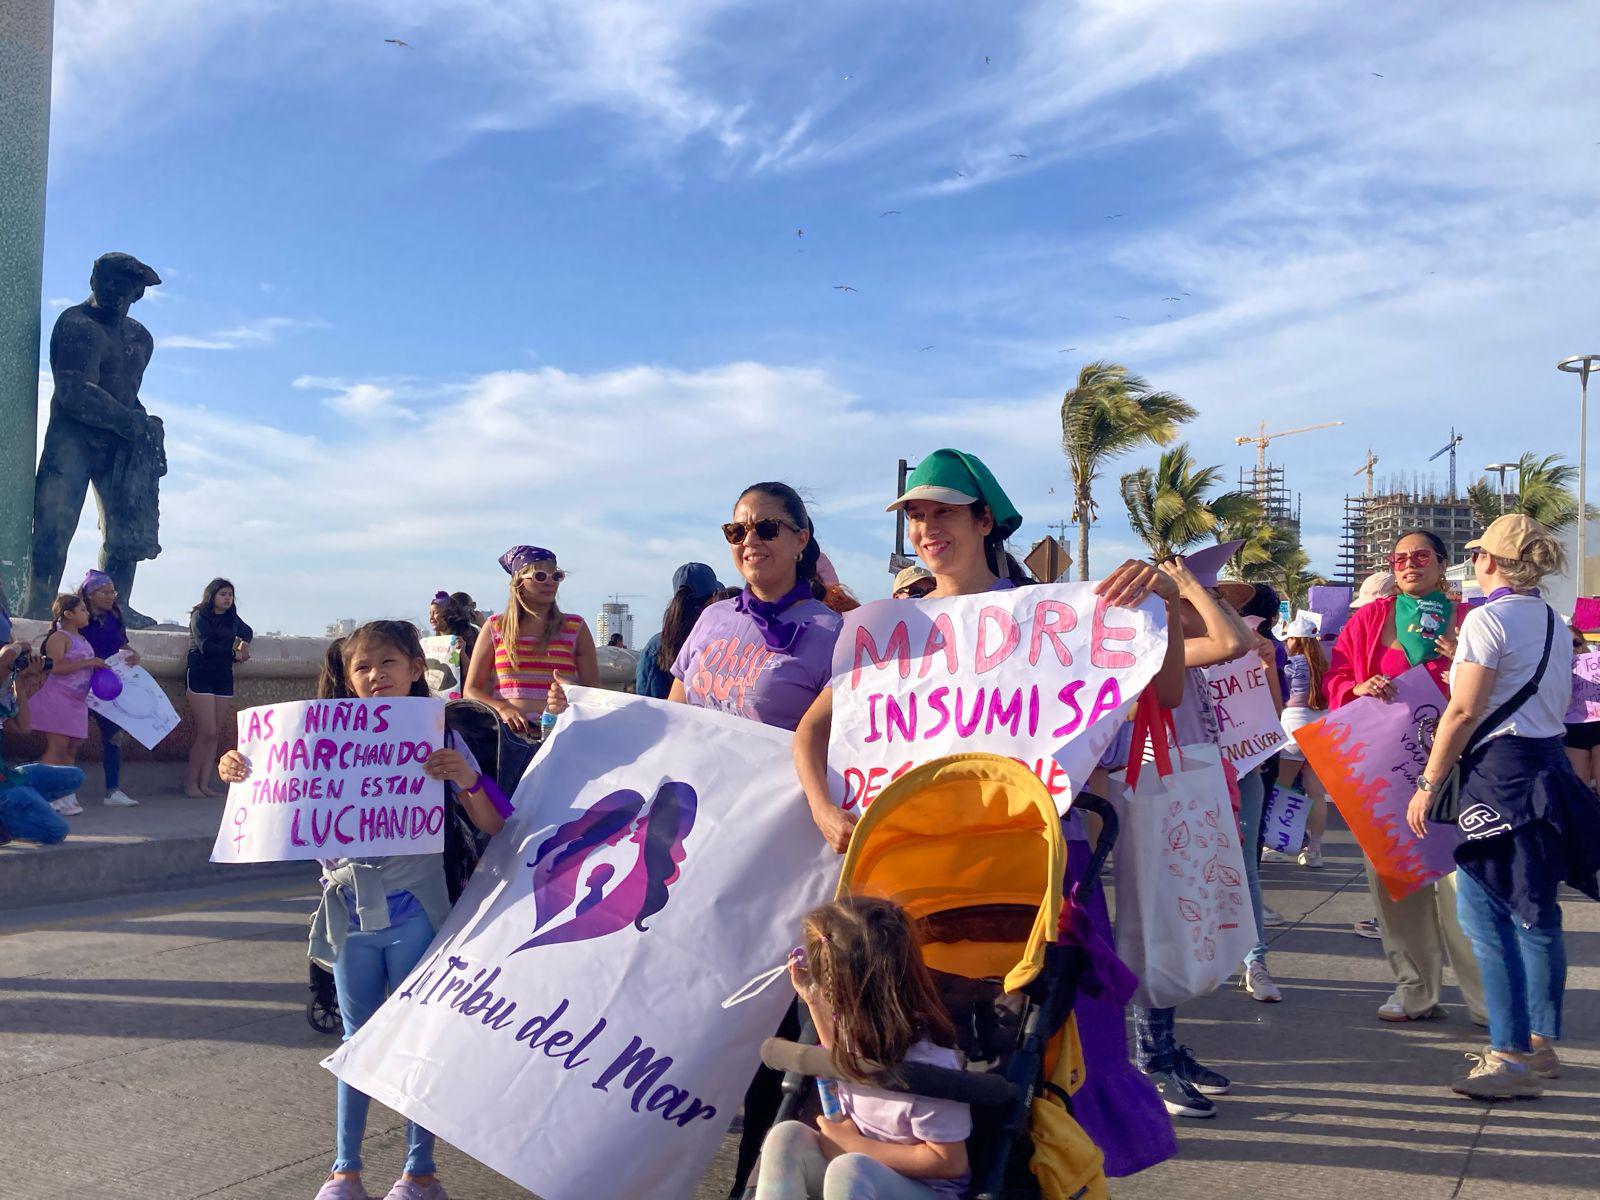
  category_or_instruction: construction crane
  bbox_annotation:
[1427,427,1465,498]
[1234,420,1344,472]
[1354,450,1379,496]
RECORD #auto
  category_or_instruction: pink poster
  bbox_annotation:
[1292,666,1462,900]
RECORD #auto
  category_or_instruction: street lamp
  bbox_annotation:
[1485,462,1518,514]
[1559,354,1600,596]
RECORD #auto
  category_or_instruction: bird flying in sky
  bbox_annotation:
[384,38,410,47]
[880,210,900,217]
[834,285,858,293]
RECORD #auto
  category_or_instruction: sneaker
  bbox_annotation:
[1298,847,1325,869]
[103,789,138,807]
[1260,848,1298,864]
[1242,961,1283,1002]
[54,794,84,816]
[383,1181,448,1200]
[1451,1050,1543,1100]
[1144,1067,1216,1118]
[1260,906,1287,927]
[1526,1044,1561,1078]
[314,1176,373,1200]
[1354,917,1382,939]
[1175,1045,1232,1095]
[1378,1001,1446,1023]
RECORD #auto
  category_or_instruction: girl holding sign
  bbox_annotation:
[1325,530,1488,1027]
[220,620,509,1200]
[29,594,110,813]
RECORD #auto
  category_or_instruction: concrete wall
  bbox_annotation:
[2,621,642,762]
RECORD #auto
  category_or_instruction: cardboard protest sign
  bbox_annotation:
[421,634,464,700]
[1205,657,1288,773]
[324,687,837,1200]
[1292,666,1461,899]
[210,696,446,863]
[829,583,1166,811]
[1565,653,1600,724]
[1260,786,1312,855]
[85,650,180,750]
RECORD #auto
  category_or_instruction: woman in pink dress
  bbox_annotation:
[29,595,109,799]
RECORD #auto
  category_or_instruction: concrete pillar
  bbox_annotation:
[0,2,53,607]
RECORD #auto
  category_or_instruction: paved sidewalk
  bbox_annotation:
[0,826,1593,1199]
[0,762,309,907]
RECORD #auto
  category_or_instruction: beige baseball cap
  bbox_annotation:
[1349,570,1396,608]
[892,565,935,595]
[1466,513,1553,561]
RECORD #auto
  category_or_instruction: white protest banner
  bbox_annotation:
[1205,657,1288,773]
[324,687,837,1200]
[85,650,180,750]
[210,696,446,863]
[829,583,1165,811]
[421,634,464,700]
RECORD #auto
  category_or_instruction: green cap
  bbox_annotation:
[887,448,1022,538]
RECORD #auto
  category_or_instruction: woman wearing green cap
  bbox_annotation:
[793,447,1169,846]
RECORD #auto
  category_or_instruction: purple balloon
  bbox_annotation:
[91,668,123,701]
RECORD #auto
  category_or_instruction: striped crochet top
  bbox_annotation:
[488,611,584,700]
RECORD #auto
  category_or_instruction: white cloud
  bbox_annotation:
[291,375,417,421]
[162,316,321,351]
[128,359,1084,632]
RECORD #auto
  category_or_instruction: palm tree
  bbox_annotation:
[1119,444,1258,560]
[1060,361,1195,579]
[1467,453,1595,532]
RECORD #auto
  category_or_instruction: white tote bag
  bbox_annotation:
[1112,695,1260,1009]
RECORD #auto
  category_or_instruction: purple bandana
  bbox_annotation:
[734,581,813,652]
[80,569,113,595]
[499,545,556,576]
[1486,586,1538,602]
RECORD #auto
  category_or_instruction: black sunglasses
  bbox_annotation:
[722,519,800,545]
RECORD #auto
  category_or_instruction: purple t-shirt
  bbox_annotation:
[82,611,127,659]
[671,597,842,731]
[838,1039,972,1199]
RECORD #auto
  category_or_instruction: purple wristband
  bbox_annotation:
[470,771,513,819]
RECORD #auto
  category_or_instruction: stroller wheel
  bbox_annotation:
[307,995,341,1035]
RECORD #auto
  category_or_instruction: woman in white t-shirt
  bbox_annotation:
[1406,514,1600,1103]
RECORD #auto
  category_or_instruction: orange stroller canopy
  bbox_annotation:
[836,753,1065,994]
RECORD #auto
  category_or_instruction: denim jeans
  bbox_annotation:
[0,763,79,845]
[330,910,438,1175]
[755,1121,946,1200]
[1235,767,1268,967]
[93,712,122,791]
[1454,868,1565,1053]
[1132,1006,1176,1073]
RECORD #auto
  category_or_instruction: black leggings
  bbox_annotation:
[728,1000,801,1198]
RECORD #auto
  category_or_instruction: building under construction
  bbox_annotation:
[1238,464,1301,544]
[1337,476,1489,583]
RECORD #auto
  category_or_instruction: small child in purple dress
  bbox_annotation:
[28,595,109,814]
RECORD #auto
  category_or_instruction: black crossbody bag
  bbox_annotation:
[1426,606,1556,825]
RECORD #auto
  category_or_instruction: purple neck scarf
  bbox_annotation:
[1487,586,1538,602]
[735,581,813,652]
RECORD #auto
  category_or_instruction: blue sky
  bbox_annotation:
[35,0,1600,633]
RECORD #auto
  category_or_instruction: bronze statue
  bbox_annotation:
[23,252,167,627]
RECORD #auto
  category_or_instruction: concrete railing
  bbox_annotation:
[1,619,640,763]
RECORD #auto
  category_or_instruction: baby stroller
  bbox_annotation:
[751,753,1118,1200]
[304,698,541,1034]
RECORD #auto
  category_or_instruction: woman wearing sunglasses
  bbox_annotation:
[1324,529,1487,1027]
[464,545,598,736]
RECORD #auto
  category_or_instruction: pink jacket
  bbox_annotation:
[1324,595,1453,709]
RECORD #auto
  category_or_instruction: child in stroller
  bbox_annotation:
[755,895,972,1199]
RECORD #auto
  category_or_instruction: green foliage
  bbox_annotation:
[1119,443,1258,561]
[1060,361,1196,578]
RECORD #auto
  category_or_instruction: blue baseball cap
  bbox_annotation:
[673,562,722,600]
